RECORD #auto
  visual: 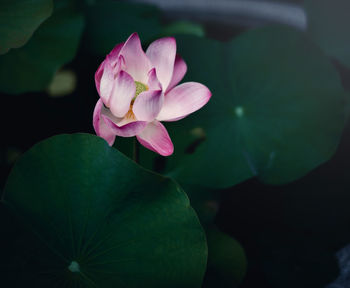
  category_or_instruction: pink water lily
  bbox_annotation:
[93,33,211,156]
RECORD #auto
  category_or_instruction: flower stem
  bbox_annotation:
[133,138,140,164]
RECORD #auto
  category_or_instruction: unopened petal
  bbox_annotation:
[133,90,164,122]
[95,60,105,96]
[93,99,116,145]
[137,121,174,156]
[99,61,115,105]
[166,55,187,93]
[95,43,124,97]
[102,115,147,137]
[146,37,176,91]
[114,54,125,74]
[109,70,136,118]
[157,82,211,121]
[106,42,124,66]
[119,33,151,83]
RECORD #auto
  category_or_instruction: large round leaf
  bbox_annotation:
[162,26,347,188]
[305,0,350,69]
[0,0,84,94]
[1,133,207,287]
[0,0,53,54]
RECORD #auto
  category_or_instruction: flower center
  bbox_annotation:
[134,81,148,99]
[121,81,148,123]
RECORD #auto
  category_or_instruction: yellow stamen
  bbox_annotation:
[125,102,136,121]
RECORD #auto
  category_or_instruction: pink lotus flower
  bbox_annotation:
[93,33,211,156]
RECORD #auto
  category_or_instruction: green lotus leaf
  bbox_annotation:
[0,0,53,54]
[161,26,347,188]
[1,133,207,288]
[0,0,84,94]
[159,21,205,38]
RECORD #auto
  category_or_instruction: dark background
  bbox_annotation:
[1,0,350,287]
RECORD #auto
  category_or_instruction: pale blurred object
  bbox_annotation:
[47,69,77,97]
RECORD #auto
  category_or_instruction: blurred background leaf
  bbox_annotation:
[153,26,347,188]
[0,0,84,94]
[1,133,207,288]
[0,0,53,54]
[158,21,205,38]
[216,120,350,287]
